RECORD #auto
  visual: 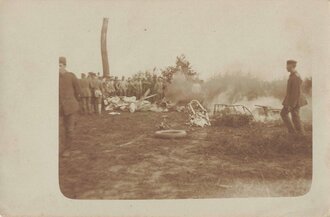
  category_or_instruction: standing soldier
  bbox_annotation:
[87,72,94,112]
[102,76,112,98]
[280,60,307,135]
[135,77,143,99]
[127,77,133,97]
[114,76,120,96]
[109,77,116,96]
[150,74,158,103]
[119,76,128,96]
[154,77,164,102]
[151,74,157,93]
[59,57,81,157]
[90,72,103,115]
[97,72,101,79]
[142,77,151,95]
[79,73,92,114]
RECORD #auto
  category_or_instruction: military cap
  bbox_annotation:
[287,60,297,65]
[59,56,67,65]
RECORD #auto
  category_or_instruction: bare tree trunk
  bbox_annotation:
[101,18,110,77]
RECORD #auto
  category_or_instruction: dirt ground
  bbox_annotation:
[59,111,312,199]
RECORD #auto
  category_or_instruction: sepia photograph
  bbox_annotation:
[1,0,330,217]
[58,1,313,200]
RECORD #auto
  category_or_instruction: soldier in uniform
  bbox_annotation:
[127,77,134,97]
[142,77,151,95]
[135,77,143,99]
[119,76,128,96]
[154,77,164,102]
[109,77,116,96]
[114,76,120,96]
[102,76,112,97]
[280,60,307,135]
[90,73,103,115]
[59,57,81,156]
[79,73,92,114]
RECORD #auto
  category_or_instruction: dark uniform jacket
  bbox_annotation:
[282,71,307,108]
[90,78,103,97]
[59,71,81,115]
[79,78,92,97]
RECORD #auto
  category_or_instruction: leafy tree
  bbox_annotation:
[161,54,198,83]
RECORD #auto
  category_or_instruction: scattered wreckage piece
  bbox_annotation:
[118,135,146,147]
[159,98,177,110]
[213,104,254,127]
[176,106,186,112]
[254,105,281,116]
[128,103,137,113]
[253,105,282,122]
[158,115,171,130]
[108,112,120,115]
[104,89,168,113]
[213,104,254,116]
[187,100,211,127]
[155,129,187,139]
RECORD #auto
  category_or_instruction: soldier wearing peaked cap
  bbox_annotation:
[59,56,81,157]
[280,60,308,135]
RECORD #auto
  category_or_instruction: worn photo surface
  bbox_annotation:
[58,1,314,200]
[2,1,330,217]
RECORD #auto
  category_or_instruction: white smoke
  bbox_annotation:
[165,71,312,123]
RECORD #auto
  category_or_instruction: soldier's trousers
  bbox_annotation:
[119,89,127,96]
[81,97,91,114]
[60,113,76,148]
[126,89,132,97]
[280,106,304,134]
[93,96,102,114]
[60,113,76,153]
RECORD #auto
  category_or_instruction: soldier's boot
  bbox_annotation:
[87,100,92,115]
[291,109,305,135]
[62,114,75,157]
[82,102,87,115]
[87,101,91,115]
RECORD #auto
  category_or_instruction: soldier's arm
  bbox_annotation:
[288,76,301,108]
[72,73,82,99]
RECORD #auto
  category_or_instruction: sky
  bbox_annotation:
[0,0,328,80]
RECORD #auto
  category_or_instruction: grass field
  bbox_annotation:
[59,111,312,199]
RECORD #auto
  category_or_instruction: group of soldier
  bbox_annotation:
[78,72,165,115]
[60,56,308,157]
[59,56,167,156]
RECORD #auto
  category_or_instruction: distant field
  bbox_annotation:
[59,111,312,199]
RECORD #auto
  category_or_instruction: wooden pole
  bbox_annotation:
[101,18,110,77]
